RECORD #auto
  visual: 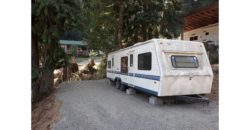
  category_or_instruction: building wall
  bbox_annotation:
[60,45,89,56]
[183,23,218,45]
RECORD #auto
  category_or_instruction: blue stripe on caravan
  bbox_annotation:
[121,82,158,96]
[107,70,160,81]
[134,86,158,96]
[134,73,160,81]
[128,73,134,76]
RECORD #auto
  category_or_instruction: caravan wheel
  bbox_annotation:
[119,84,126,91]
[115,80,121,89]
[109,79,115,86]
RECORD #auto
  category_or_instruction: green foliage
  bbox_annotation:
[70,45,78,57]
[83,0,117,53]
[180,0,217,14]
[83,0,218,53]
[32,67,39,81]
[32,0,84,70]
[96,56,107,78]
[122,0,184,44]
[32,0,85,99]
[83,0,184,52]
[32,0,83,41]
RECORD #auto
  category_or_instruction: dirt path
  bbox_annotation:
[53,80,218,130]
[35,64,219,130]
[32,93,62,130]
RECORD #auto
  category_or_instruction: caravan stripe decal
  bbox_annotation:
[121,82,158,96]
[134,86,158,96]
[107,70,160,81]
[134,73,160,81]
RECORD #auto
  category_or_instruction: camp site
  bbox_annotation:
[31,0,220,130]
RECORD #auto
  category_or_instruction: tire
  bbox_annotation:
[119,84,126,91]
[109,79,115,86]
[115,80,121,89]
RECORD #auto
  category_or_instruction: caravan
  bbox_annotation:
[106,39,213,97]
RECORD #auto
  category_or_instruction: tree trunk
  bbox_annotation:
[32,38,40,102]
[32,39,39,68]
[142,24,147,41]
[181,28,184,40]
[63,66,68,81]
[117,0,124,48]
[39,69,54,94]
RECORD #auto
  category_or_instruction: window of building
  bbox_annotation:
[130,54,133,67]
[205,32,209,35]
[138,52,151,70]
[190,36,198,41]
[121,56,128,73]
[108,60,111,68]
[171,55,199,68]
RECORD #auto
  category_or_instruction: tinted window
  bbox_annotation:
[130,54,133,67]
[138,52,151,70]
[190,36,198,41]
[193,36,198,40]
[171,55,199,68]
[121,56,128,73]
[112,58,114,66]
[108,60,111,68]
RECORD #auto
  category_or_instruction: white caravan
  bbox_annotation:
[106,39,213,97]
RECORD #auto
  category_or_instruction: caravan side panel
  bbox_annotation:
[130,41,161,95]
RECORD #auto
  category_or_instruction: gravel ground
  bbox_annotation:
[53,79,218,130]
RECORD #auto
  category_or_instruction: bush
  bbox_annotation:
[203,42,219,64]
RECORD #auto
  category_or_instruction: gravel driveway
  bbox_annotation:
[53,79,218,130]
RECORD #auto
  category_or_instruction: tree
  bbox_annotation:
[180,0,217,14]
[70,45,78,57]
[84,0,184,53]
[121,0,184,46]
[32,0,84,101]
[117,0,124,48]
[83,0,118,54]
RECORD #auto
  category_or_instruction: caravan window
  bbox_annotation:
[130,54,133,67]
[108,60,111,68]
[112,58,114,66]
[138,52,151,70]
[121,56,128,73]
[171,55,199,68]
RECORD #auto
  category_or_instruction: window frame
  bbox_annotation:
[138,52,152,70]
[171,55,199,68]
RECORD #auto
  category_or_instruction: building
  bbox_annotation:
[181,2,218,45]
[59,40,89,57]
